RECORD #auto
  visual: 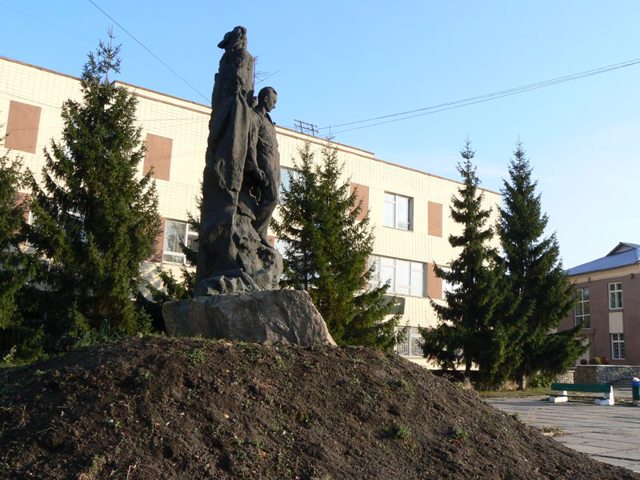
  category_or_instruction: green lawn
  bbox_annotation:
[477,387,550,398]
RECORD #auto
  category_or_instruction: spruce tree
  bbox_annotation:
[272,142,402,351]
[498,143,584,389]
[421,141,506,383]
[0,151,42,362]
[28,34,160,341]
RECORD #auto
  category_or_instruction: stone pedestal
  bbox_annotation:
[162,290,336,347]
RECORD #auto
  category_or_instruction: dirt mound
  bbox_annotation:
[0,336,637,479]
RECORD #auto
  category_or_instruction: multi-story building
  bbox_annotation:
[0,56,501,365]
[559,242,640,365]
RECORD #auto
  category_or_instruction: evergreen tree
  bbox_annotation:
[498,143,584,389]
[0,151,42,362]
[272,142,402,351]
[421,141,506,384]
[28,34,160,342]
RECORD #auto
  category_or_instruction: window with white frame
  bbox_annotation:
[575,287,590,328]
[608,282,623,310]
[279,167,297,202]
[384,192,412,230]
[163,220,198,264]
[611,333,625,360]
[395,326,423,357]
[370,256,424,297]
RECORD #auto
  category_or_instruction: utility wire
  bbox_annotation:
[87,0,208,102]
[0,1,93,44]
[323,57,640,134]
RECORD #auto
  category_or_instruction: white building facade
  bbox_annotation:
[0,56,501,365]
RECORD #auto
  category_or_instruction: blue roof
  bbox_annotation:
[567,242,640,276]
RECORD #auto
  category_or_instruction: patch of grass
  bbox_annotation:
[240,343,262,362]
[382,424,410,440]
[77,454,107,480]
[539,425,564,437]
[477,386,549,398]
[296,410,314,427]
[387,379,407,390]
[186,347,207,365]
[511,412,523,423]
[274,355,286,369]
[450,427,469,442]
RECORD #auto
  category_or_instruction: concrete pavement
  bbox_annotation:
[487,396,640,473]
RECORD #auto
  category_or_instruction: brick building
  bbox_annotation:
[559,242,640,365]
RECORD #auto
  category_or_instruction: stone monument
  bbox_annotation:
[163,26,335,347]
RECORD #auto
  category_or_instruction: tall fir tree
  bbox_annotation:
[28,34,160,341]
[421,141,507,384]
[498,142,584,389]
[0,150,42,362]
[272,142,402,351]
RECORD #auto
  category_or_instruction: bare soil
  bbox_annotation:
[1,336,637,479]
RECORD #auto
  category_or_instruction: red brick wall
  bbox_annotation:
[624,273,640,364]
[560,272,640,364]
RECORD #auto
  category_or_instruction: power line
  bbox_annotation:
[87,0,208,103]
[322,57,640,134]
[0,1,93,44]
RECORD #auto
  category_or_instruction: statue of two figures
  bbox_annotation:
[195,26,282,295]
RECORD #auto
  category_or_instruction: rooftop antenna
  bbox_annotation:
[294,119,319,137]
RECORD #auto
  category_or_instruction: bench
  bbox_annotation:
[549,383,614,406]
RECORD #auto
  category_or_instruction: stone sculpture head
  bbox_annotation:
[218,26,247,50]
[258,87,277,112]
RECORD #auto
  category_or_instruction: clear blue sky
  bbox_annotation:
[2,0,639,268]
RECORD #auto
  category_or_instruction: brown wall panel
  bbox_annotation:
[5,101,41,154]
[427,262,442,300]
[428,201,443,237]
[350,183,369,221]
[144,134,173,181]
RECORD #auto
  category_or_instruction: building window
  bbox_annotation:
[575,288,590,328]
[608,282,623,310]
[384,192,412,230]
[163,220,198,264]
[370,256,424,297]
[396,326,422,357]
[279,167,297,202]
[611,333,625,360]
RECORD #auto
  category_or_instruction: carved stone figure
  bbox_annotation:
[248,87,280,245]
[163,27,334,348]
[195,26,282,295]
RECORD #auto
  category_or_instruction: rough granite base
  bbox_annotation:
[162,289,336,347]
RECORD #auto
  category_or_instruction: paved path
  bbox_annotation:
[487,397,640,473]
